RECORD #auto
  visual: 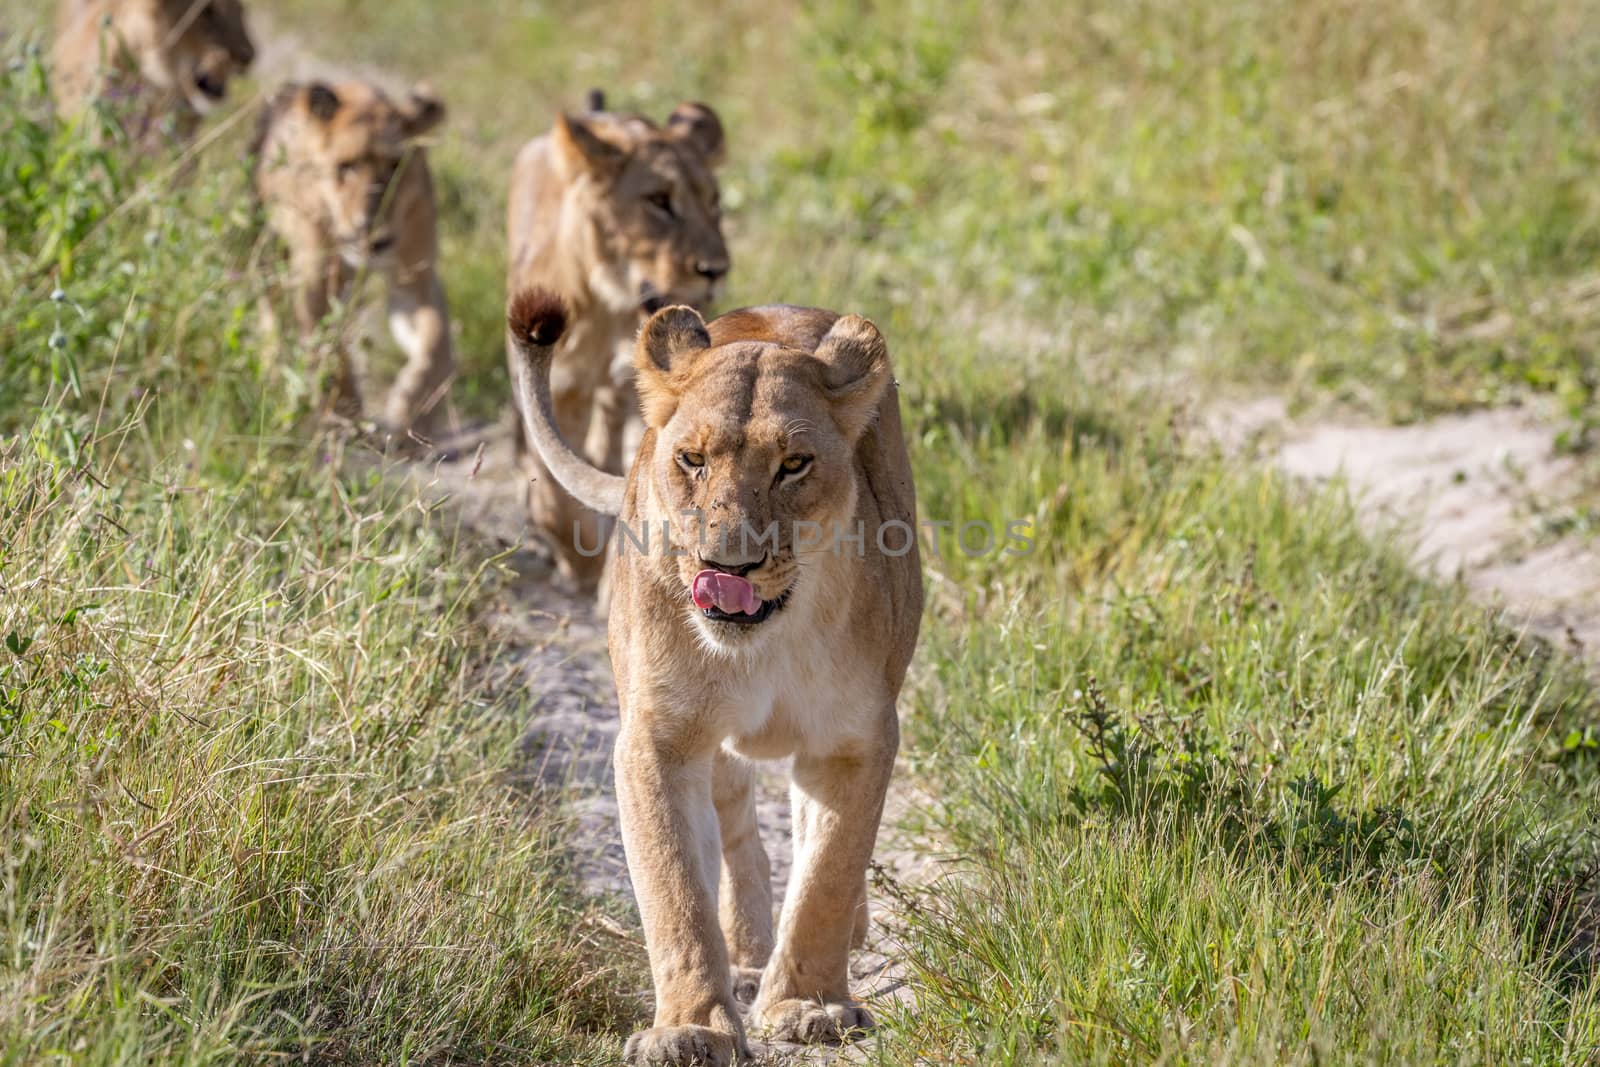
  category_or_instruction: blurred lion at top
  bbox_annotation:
[505,90,730,591]
[53,0,256,138]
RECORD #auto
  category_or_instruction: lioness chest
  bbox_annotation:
[711,623,893,762]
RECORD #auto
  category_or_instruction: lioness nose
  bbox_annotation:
[695,259,728,282]
[194,72,226,100]
[698,552,764,577]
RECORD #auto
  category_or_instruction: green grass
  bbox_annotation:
[894,409,1600,1062]
[4,0,1600,1063]
[0,53,633,1064]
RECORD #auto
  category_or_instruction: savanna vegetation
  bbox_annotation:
[3,1,1600,1063]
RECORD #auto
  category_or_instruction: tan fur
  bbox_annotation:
[53,0,255,133]
[509,293,922,1065]
[253,80,455,436]
[505,97,729,589]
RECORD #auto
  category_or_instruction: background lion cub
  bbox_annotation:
[505,92,730,589]
[53,0,256,131]
[253,80,456,439]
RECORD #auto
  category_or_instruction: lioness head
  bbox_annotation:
[113,0,256,114]
[632,305,890,649]
[552,101,730,315]
[266,80,446,268]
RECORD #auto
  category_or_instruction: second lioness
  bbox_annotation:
[254,79,455,437]
[505,92,729,589]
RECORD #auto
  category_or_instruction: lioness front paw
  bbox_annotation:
[752,997,874,1044]
[731,966,763,1007]
[623,1024,737,1066]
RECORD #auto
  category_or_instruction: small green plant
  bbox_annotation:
[1066,678,1430,887]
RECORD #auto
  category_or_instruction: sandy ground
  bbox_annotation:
[1214,397,1600,671]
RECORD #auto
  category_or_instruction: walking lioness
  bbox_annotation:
[253,79,455,437]
[508,289,922,1065]
[505,92,729,589]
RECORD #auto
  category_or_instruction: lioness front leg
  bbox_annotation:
[521,378,609,590]
[615,724,748,1066]
[289,247,362,421]
[752,736,896,1045]
[383,271,455,438]
[583,375,637,479]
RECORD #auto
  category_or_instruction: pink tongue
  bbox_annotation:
[691,569,761,615]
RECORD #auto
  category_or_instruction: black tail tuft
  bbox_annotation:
[585,88,606,113]
[508,288,568,349]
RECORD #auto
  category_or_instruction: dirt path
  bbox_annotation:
[401,428,933,1063]
[1214,397,1600,671]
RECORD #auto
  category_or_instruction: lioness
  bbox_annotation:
[505,92,729,589]
[508,288,922,1065]
[53,0,256,129]
[253,80,455,437]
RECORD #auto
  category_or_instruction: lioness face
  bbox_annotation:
[290,81,445,268]
[138,0,256,114]
[633,307,890,651]
[553,103,730,315]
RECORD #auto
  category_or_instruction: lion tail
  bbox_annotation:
[506,288,627,517]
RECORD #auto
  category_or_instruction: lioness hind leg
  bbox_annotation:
[752,739,895,1045]
[713,749,774,1006]
[614,727,748,1064]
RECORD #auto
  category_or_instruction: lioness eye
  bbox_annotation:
[679,451,705,470]
[646,191,675,219]
[337,160,360,180]
[778,455,812,479]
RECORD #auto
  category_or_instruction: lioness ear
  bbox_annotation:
[814,315,890,440]
[401,84,446,139]
[634,305,711,428]
[553,113,625,179]
[667,101,725,168]
[304,82,340,123]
